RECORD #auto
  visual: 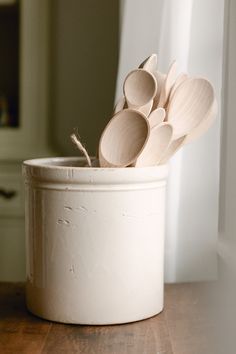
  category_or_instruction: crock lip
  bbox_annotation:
[22,157,168,186]
[23,156,167,171]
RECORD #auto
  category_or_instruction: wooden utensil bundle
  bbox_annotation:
[72,53,217,168]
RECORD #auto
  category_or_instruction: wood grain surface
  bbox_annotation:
[0,283,216,354]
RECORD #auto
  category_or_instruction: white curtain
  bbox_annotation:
[116,0,224,282]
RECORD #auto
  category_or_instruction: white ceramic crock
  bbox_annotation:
[22,157,168,325]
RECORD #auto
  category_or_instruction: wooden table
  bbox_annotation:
[0,282,215,354]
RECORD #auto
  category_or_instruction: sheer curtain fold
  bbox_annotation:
[117,0,224,282]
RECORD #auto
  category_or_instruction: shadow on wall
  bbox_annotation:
[50,0,119,156]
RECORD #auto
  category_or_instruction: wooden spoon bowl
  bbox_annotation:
[167,77,215,138]
[123,69,157,107]
[134,122,173,167]
[99,109,150,167]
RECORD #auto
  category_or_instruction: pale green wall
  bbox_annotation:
[50,0,119,156]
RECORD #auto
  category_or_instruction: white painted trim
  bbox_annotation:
[0,0,53,160]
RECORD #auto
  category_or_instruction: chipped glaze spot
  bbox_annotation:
[77,205,88,212]
[57,219,70,225]
[64,206,73,211]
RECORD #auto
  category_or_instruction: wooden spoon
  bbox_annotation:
[168,73,188,103]
[158,60,177,108]
[135,99,153,116]
[139,54,158,72]
[99,109,150,167]
[114,96,126,114]
[123,69,157,108]
[152,71,166,110]
[184,98,217,144]
[159,135,187,164]
[148,108,166,128]
[116,98,153,117]
[167,77,215,139]
[133,123,173,167]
